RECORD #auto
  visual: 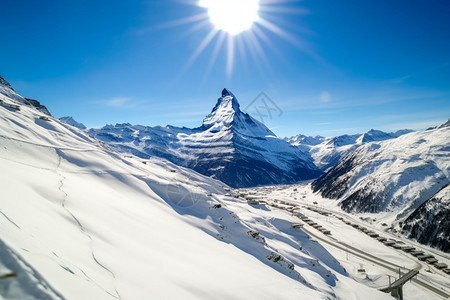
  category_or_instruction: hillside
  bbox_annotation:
[0,77,391,299]
[312,123,450,251]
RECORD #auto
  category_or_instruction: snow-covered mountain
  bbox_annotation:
[0,76,392,299]
[59,116,86,130]
[312,122,450,251]
[286,129,413,171]
[88,89,322,188]
[401,184,450,251]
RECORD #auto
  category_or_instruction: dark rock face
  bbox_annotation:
[23,98,52,116]
[401,184,450,253]
[312,151,356,201]
[0,75,14,91]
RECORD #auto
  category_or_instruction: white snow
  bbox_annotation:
[286,129,413,171]
[244,183,450,300]
[0,85,394,299]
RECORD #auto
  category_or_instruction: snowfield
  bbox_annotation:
[0,81,394,299]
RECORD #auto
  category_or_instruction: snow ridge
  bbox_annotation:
[286,129,414,171]
[312,121,450,251]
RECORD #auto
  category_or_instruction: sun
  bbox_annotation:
[199,0,260,35]
[159,0,309,80]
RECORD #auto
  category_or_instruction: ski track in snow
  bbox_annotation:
[55,154,122,300]
[0,209,21,229]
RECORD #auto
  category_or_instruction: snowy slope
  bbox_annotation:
[401,184,450,251]
[89,89,322,188]
[286,130,413,171]
[312,123,450,251]
[0,77,392,299]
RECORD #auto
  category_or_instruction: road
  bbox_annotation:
[243,187,450,299]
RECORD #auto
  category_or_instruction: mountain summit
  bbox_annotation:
[202,88,274,136]
[202,88,242,129]
[89,89,322,187]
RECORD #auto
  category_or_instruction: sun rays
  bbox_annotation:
[162,0,309,81]
[199,0,260,35]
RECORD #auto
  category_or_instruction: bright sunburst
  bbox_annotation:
[162,0,309,80]
[199,0,260,35]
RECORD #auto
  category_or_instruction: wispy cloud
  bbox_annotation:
[388,61,450,84]
[104,97,133,107]
[102,97,151,109]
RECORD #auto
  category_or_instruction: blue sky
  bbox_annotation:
[1,0,449,137]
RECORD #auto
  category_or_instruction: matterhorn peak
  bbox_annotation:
[218,88,240,111]
[221,88,235,98]
[202,89,241,128]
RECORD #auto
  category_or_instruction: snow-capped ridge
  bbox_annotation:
[0,74,26,104]
[59,116,87,130]
[312,123,450,251]
[201,88,275,138]
[202,88,241,128]
[356,128,413,144]
[90,89,321,187]
[287,128,414,171]
[0,74,14,91]
[436,118,450,129]
[0,75,51,115]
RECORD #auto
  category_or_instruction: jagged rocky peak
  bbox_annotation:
[201,88,275,137]
[221,87,235,98]
[217,88,240,111]
[22,98,52,116]
[0,74,14,91]
[202,88,241,128]
[59,116,87,130]
[437,118,450,129]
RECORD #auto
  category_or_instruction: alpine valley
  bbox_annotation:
[88,88,450,253]
[1,74,449,300]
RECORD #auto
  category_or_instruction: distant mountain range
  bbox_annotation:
[87,89,419,188]
[312,121,450,251]
[2,72,449,253]
[88,89,322,188]
[285,129,413,171]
